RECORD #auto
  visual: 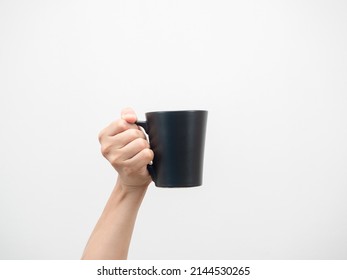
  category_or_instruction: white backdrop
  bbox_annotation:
[1,0,346,259]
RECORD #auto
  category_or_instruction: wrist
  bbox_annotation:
[115,177,149,200]
[100,178,148,225]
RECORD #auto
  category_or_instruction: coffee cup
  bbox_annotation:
[136,110,208,188]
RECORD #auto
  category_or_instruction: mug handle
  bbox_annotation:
[135,121,148,131]
[135,121,157,183]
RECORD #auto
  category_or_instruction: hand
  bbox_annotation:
[98,108,154,192]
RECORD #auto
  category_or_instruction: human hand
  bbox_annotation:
[98,108,154,192]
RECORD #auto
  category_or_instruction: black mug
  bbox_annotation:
[136,110,208,188]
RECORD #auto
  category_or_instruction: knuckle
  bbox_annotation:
[109,153,122,167]
[136,138,149,150]
[100,144,110,157]
[101,142,117,159]
[143,148,154,161]
[137,129,146,139]
[98,129,105,143]
[129,128,140,139]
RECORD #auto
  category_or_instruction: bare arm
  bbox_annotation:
[81,108,153,260]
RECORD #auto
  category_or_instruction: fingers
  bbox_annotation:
[98,119,136,142]
[110,128,146,149]
[123,148,154,173]
[100,129,147,159]
[102,135,149,162]
[98,107,139,141]
[101,135,153,174]
[120,137,150,160]
[121,107,137,124]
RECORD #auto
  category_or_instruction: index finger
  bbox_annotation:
[99,119,138,140]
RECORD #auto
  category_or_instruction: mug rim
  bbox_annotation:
[145,110,208,114]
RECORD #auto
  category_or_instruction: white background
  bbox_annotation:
[0,0,346,259]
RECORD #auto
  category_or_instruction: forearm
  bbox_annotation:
[81,178,148,260]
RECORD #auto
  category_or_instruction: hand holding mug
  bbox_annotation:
[98,108,154,191]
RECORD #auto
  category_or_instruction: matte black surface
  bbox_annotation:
[137,110,208,188]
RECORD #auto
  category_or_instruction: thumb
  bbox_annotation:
[121,107,137,124]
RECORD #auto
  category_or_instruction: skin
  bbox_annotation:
[81,108,154,260]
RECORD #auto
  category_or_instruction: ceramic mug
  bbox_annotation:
[136,110,208,188]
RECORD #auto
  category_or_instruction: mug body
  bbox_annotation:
[145,110,208,188]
